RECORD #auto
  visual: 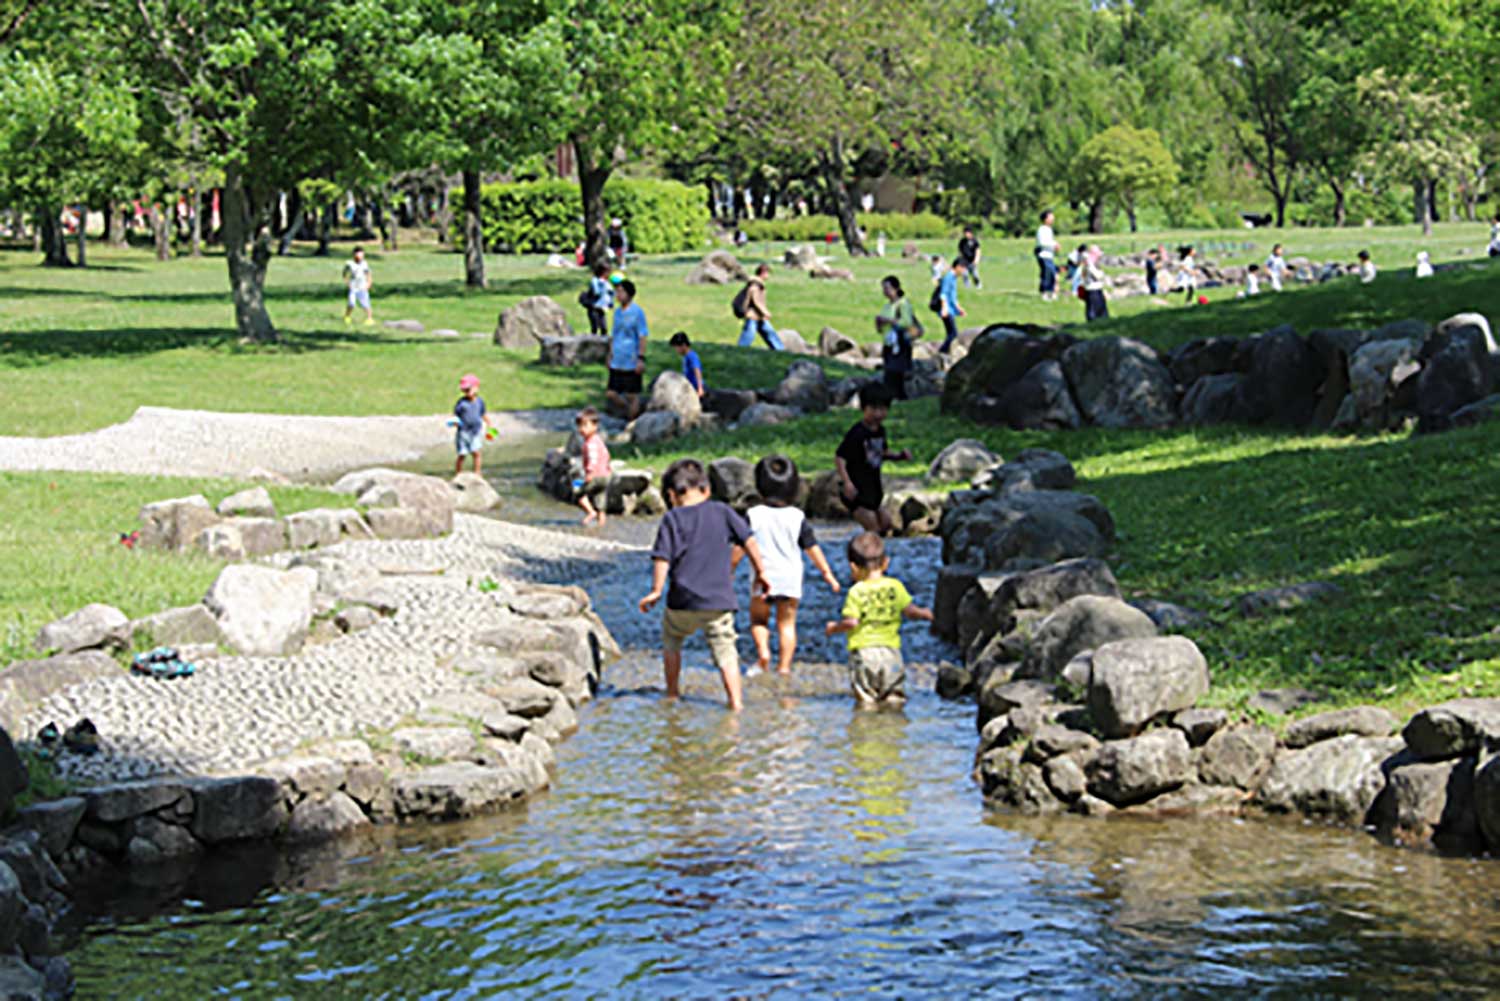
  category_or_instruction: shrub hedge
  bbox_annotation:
[457,178,709,254]
[741,211,952,242]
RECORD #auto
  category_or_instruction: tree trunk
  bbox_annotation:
[821,136,866,257]
[1126,200,1138,233]
[433,182,452,245]
[462,168,486,288]
[103,203,115,246]
[189,180,203,258]
[315,202,332,257]
[148,201,172,261]
[1419,179,1433,237]
[1329,177,1346,227]
[1087,199,1104,234]
[574,137,612,271]
[1273,187,1288,228]
[74,205,86,267]
[377,187,398,251]
[38,206,70,267]
[222,163,278,343]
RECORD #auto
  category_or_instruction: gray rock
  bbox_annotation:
[194,522,246,560]
[216,486,276,518]
[1198,725,1277,789]
[494,295,573,349]
[819,325,858,357]
[604,468,654,515]
[976,558,1121,656]
[990,359,1083,431]
[1347,337,1421,430]
[1402,698,1500,760]
[1247,687,1323,716]
[1061,336,1177,428]
[343,764,392,818]
[133,604,224,648]
[450,472,502,513]
[1449,393,1500,428]
[702,388,759,423]
[14,797,85,858]
[1087,729,1193,806]
[125,815,202,864]
[1025,724,1100,761]
[932,564,982,642]
[1180,373,1246,425]
[1256,735,1404,823]
[383,318,425,333]
[391,727,474,761]
[1169,336,1240,385]
[983,507,1108,570]
[1127,598,1208,631]
[647,369,703,426]
[367,507,444,539]
[708,457,757,509]
[1376,757,1479,850]
[204,564,315,656]
[926,439,1001,483]
[284,508,345,549]
[508,591,585,620]
[1172,707,1228,747]
[258,756,346,800]
[33,603,129,655]
[229,517,288,556]
[737,402,800,428]
[85,779,188,823]
[1129,783,1250,816]
[481,711,531,741]
[0,651,118,733]
[978,746,1063,814]
[189,776,288,844]
[935,663,973,700]
[626,410,680,445]
[769,360,830,413]
[1476,753,1500,851]
[1284,706,1397,749]
[137,494,218,551]
[1086,636,1209,738]
[334,605,379,633]
[1236,325,1319,427]
[539,335,611,367]
[391,762,527,820]
[973,448,1077,494]
[1044,754,1089,801]
[0,955,43,999]
[286,792,370,842]
[1414,317,1495,426]
[1237,581,1343,617]
[0,730,24,819]
[976,677,1055,728]
[0,865,26,953]
[1018,596,1158,681]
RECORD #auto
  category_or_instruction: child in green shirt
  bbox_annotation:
[825,531,933,707]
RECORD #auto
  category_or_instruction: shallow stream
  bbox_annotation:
[66,457,1500,998]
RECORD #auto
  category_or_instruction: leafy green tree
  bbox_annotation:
[1357,68,1479,236]
[1075,125,1179,233]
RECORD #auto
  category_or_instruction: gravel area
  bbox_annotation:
[24,514,637,785]
[0,406,577,479]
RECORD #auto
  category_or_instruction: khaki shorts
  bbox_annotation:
[849,646,906,703]
[662,608,739,672]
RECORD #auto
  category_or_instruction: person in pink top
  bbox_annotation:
[573,407,613,525]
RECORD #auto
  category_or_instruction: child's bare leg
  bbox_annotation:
[852,507,881,534]
[748,595,772,671]
[704,614,743,711]
[578,496,598,524]
[774,598,799,675]
[472,452,482,475]
[717,660,744,711]
[663,649,682,700]
[454,455,464,476]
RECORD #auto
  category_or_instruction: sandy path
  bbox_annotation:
[0,406,576,481]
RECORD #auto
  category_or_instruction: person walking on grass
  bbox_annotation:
[736,264,785,351]
[1175,246,1199,303]
[875,276,921,400]
[1145,246,1161,296]
[573,407,612,526]
[825,532,933,708]
[1081,245,1108,322]
[639,459,770,712]
[938,258,967,352]
[607,217,629,268]
[836,383,911,536]
[1265,243,1287,292]
[452,373,495,475]
[737,455,840,677]
[671,332,705,397]
[1035,210,1060,300]
[606,279,648,420]
[342,246,374,325]
[957,226,982,288]
[1488,214,1499,258]
[584,263,613,336]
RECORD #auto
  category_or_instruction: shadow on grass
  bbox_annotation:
[0,325,465,364]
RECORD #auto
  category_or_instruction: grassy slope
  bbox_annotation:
[1,221,1493,435]
[0,473,345,665]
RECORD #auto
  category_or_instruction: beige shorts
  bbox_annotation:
[849,646,906,703]
[662,608,739,671]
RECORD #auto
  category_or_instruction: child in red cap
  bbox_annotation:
[453,373,494,474]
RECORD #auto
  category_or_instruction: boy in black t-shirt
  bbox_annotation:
[835,384,912,536]
[957,227,981,288]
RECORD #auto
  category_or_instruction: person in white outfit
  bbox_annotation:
[1357,250,1377,284]
[1414,251,1434,278]
[1265,243,1287,291]
[738,455,840,676]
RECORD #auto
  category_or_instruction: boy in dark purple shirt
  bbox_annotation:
[639,458,770,711]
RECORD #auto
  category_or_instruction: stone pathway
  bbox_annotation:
[23,515,636,785]
[0,406,577,479]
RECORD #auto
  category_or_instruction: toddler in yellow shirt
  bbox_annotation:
[825,531,933,707]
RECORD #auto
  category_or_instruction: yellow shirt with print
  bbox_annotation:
[842,576,913,652]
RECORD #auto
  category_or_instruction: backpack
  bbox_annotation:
[730,283,750,320]
[928,286,943,313]
[577,288,593,308]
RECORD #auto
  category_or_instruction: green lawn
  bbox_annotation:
[0,472,345,665]
[1,222,1495,435]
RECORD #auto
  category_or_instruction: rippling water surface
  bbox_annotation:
[68,497,1500,998]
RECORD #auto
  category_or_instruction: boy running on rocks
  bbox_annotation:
[825,532,933,707]
[738,455,840,676]
[836,383,911,536]
[639,459,770,711]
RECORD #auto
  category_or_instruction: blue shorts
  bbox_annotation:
[455,428,483,456]
[348,287,371,309]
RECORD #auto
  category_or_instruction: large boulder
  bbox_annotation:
[819,326,859,357]
[203,564,316,656]
[0,651,117,733]
[926,439,1000,483]
[1344,337,1421,430]
[391,762,527,820]
[189,776,288,844]
[1197,725,1277,790]
[626,410,680,446]
[1413,316,1495,428]
[708,457,757,509]
[703,388,759,422]
[538,448,582,502]
[982,507,1108,571]
[132,604,225,647]
[1284,706,1397,749]
[33,603,130,655]
[1180,373,1246,425]
[737,402,800,428]
[647,369,703,427]
[1168,336,1240,386]
[1375,757,1479,851]
[0,730,26,819]
[972,449,1076,494]
[1476,754,1500,851]
[216,486,276,518]
[770,360,830,413]
[1017,595,1157,681]
[685,250,747,285]
[1234,325,1320,426]
[138,494,219,551]
[777,328,815,354]
[1402,698,1500,760]
[494,295,573,349]
[1086,729,1193,806]
[1061,336,1177,428]
[986,359,1083,431]
[450,472,502,513]
[783,244,819,269]
[1084,636,1210,738]
[940,327,1076,419]
[539,336,611,367]
[1256,735,1404,823]
[967,557,1121,656]
[228,517,288,556]
[941,489,1115,567]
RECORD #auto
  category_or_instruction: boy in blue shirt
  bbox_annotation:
[670,332,705,397]
[607,279,648,420]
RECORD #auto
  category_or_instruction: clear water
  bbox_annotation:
[66,490,1500,999]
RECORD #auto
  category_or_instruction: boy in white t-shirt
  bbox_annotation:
[1265,243,1286,291]
[737,454,840,676]
[1357,249,1377,284]
[342,246,374,325]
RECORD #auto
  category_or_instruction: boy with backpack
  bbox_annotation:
[734,264,784,350]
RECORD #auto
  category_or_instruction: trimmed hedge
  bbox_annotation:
[741,211,952,242]
[458,178,709,254]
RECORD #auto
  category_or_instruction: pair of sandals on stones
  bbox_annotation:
[36,719,99,757]
[130,646,197,680]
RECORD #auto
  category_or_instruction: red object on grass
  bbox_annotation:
[1197,295,1209,305]
[119,531,139,549]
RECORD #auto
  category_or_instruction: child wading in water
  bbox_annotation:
[452,373,495,474]
[737,455,840,676]
[825,532,932,707]
[836,383,911,536]
[639,459,769,711]
[573,407,612,525]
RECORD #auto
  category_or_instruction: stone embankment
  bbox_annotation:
[927,443,1500,856]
